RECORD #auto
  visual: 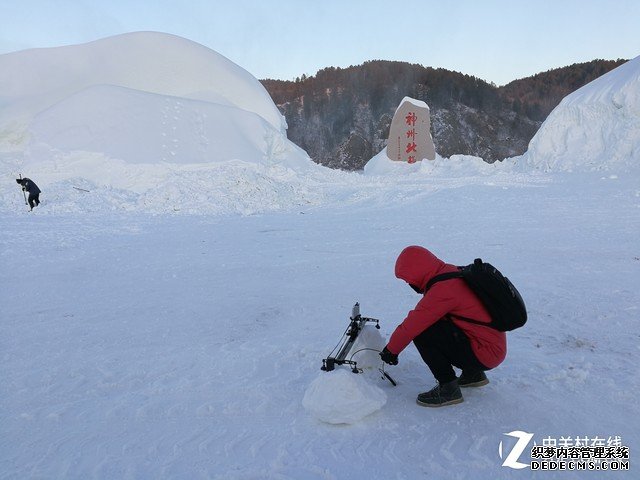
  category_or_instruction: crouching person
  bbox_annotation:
[379,246,506,407]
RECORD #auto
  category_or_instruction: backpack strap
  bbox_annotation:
[446,313,492,327]
[424,269,492,328]
[424,270,463,292]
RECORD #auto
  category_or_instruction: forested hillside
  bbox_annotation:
[262,59,626,170]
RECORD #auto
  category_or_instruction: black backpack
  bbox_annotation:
[424,258,527,332]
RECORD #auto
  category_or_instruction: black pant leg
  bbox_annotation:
[413,319,487,384]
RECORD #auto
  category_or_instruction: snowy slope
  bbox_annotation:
[28,84,295,166]
[0,31,285,133]
[524,56,640,172]
[0,32,322,210]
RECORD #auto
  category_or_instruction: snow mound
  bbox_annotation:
[0,31,284,133]
[0,32,312,172]
[364,149,511,176]
[524,55,640,172]
[0,159,328,215]
[0,31,322,210]
[302,370,387,425]
[28,84,299,168]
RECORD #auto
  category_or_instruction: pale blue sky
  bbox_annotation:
[1,0,638,85]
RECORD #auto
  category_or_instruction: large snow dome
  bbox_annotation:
[524,55,640,172]
[0,32,310,170]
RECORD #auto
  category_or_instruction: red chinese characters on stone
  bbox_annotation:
[387,100,435,163]
[404,112,418,162]
[405,112,417,126]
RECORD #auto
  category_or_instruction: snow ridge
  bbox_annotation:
[0,31,285,132]
[524,56,640,172]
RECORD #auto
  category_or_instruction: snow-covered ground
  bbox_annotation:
[2,170,638,479]
[1,32,638,479]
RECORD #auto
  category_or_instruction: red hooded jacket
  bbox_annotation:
[387,246,506,369]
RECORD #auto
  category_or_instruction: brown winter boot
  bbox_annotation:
[416,379,463,407]
[458,371,489,388]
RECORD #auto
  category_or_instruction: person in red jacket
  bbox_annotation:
[379,246,507,407]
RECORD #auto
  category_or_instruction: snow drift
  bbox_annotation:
[28,84,293,167]
[364,151,504,176]
[0,31,285,133]
[524,55,640,172]
[0,32,314,184]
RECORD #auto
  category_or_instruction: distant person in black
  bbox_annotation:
[16,177,41,211]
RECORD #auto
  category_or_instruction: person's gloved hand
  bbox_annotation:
[379,346,398,365]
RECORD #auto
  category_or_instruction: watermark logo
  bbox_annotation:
[498,432,630,472]
[499,431,534,469]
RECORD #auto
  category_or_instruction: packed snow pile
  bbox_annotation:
[0,31,285,134]
[0,32,318,208]
[524,55,640,172]
[303,322,387,425]
[302,370,387,424]
[364,151,510,176]
[27,84,292,167]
